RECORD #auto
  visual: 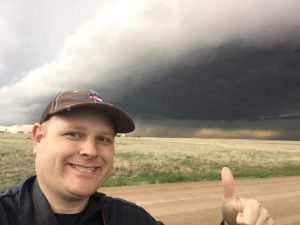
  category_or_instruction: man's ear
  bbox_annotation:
[32,123,44,149]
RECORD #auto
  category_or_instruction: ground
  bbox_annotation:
[102,176,300,225]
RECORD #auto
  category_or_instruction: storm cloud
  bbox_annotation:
[119,43,300,121]
[0,0,300,139]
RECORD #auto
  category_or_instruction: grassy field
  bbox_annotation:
[0,133,300,190]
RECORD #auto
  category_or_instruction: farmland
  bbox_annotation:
[0,133,300,190]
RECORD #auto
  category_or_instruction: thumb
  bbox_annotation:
[221,167,242,217]
[221,167,240,225]
[221,167,235,200]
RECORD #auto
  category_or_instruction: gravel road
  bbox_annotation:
[102,176,300,225]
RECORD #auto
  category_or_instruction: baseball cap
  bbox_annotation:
[39,90,135,133]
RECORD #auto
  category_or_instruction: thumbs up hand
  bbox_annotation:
[221,167,273,225]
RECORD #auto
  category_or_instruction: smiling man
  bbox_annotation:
[0,90,273,225]
[33,109,116,214]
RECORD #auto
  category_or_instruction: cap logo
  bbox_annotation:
[89,92,103,103]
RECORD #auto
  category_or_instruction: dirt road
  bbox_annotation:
[101,176,300,225]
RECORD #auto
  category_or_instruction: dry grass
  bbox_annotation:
[0,133,35,189]
[1,134,299,190]
[112,137,300,183]
[115,137,299,169]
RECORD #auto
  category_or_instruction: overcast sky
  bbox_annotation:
[0,0,300,139]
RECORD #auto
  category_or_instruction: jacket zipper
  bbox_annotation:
[101,209,107,225]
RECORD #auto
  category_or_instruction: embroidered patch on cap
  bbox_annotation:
[88,91,103,103]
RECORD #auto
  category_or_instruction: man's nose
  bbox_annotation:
[79,139,98,157]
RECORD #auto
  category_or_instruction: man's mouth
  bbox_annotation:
[71,164,97,173]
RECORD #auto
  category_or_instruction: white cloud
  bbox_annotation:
[1,0,300,124]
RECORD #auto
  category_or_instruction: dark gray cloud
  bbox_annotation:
[116,42,300,122]
[132,118,300,140]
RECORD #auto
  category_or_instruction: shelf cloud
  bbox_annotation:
[0,0,299,139]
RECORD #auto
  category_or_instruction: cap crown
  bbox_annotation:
[40,90,135,133]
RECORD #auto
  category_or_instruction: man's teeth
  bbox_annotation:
[73,165,96,173]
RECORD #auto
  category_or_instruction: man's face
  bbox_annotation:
[32,109,115,202]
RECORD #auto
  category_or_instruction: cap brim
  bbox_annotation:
[48,103,135,133]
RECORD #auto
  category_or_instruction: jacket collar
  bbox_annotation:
[18,176,107,225]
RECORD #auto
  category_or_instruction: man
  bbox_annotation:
[0,90,273,225]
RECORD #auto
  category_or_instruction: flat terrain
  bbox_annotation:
[1,134,300,223]
[1,134,300,190]
[102,176,300,225]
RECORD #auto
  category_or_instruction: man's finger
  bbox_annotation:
[255,207,273,225]
[221,167,235,199]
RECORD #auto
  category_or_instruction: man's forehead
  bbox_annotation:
[45,110,115,133]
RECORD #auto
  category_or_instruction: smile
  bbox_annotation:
[71,164,97,173]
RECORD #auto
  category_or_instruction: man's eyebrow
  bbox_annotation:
[65,125,87,130]
[96,130,115,136]
[65,125,115,136]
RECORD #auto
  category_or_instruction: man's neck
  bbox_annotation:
[48,197,89,214]
[38,181,89,214]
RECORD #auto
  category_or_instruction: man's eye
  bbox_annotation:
[97,136,113,144]
[65,132,82,138]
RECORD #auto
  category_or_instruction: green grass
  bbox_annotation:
[1,134,300,191]
[105,166,300,187]
[105,172,216,187]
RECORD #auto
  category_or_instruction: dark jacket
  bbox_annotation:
[0,176,163,225]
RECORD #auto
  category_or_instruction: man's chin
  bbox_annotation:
[67,188,98,200]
